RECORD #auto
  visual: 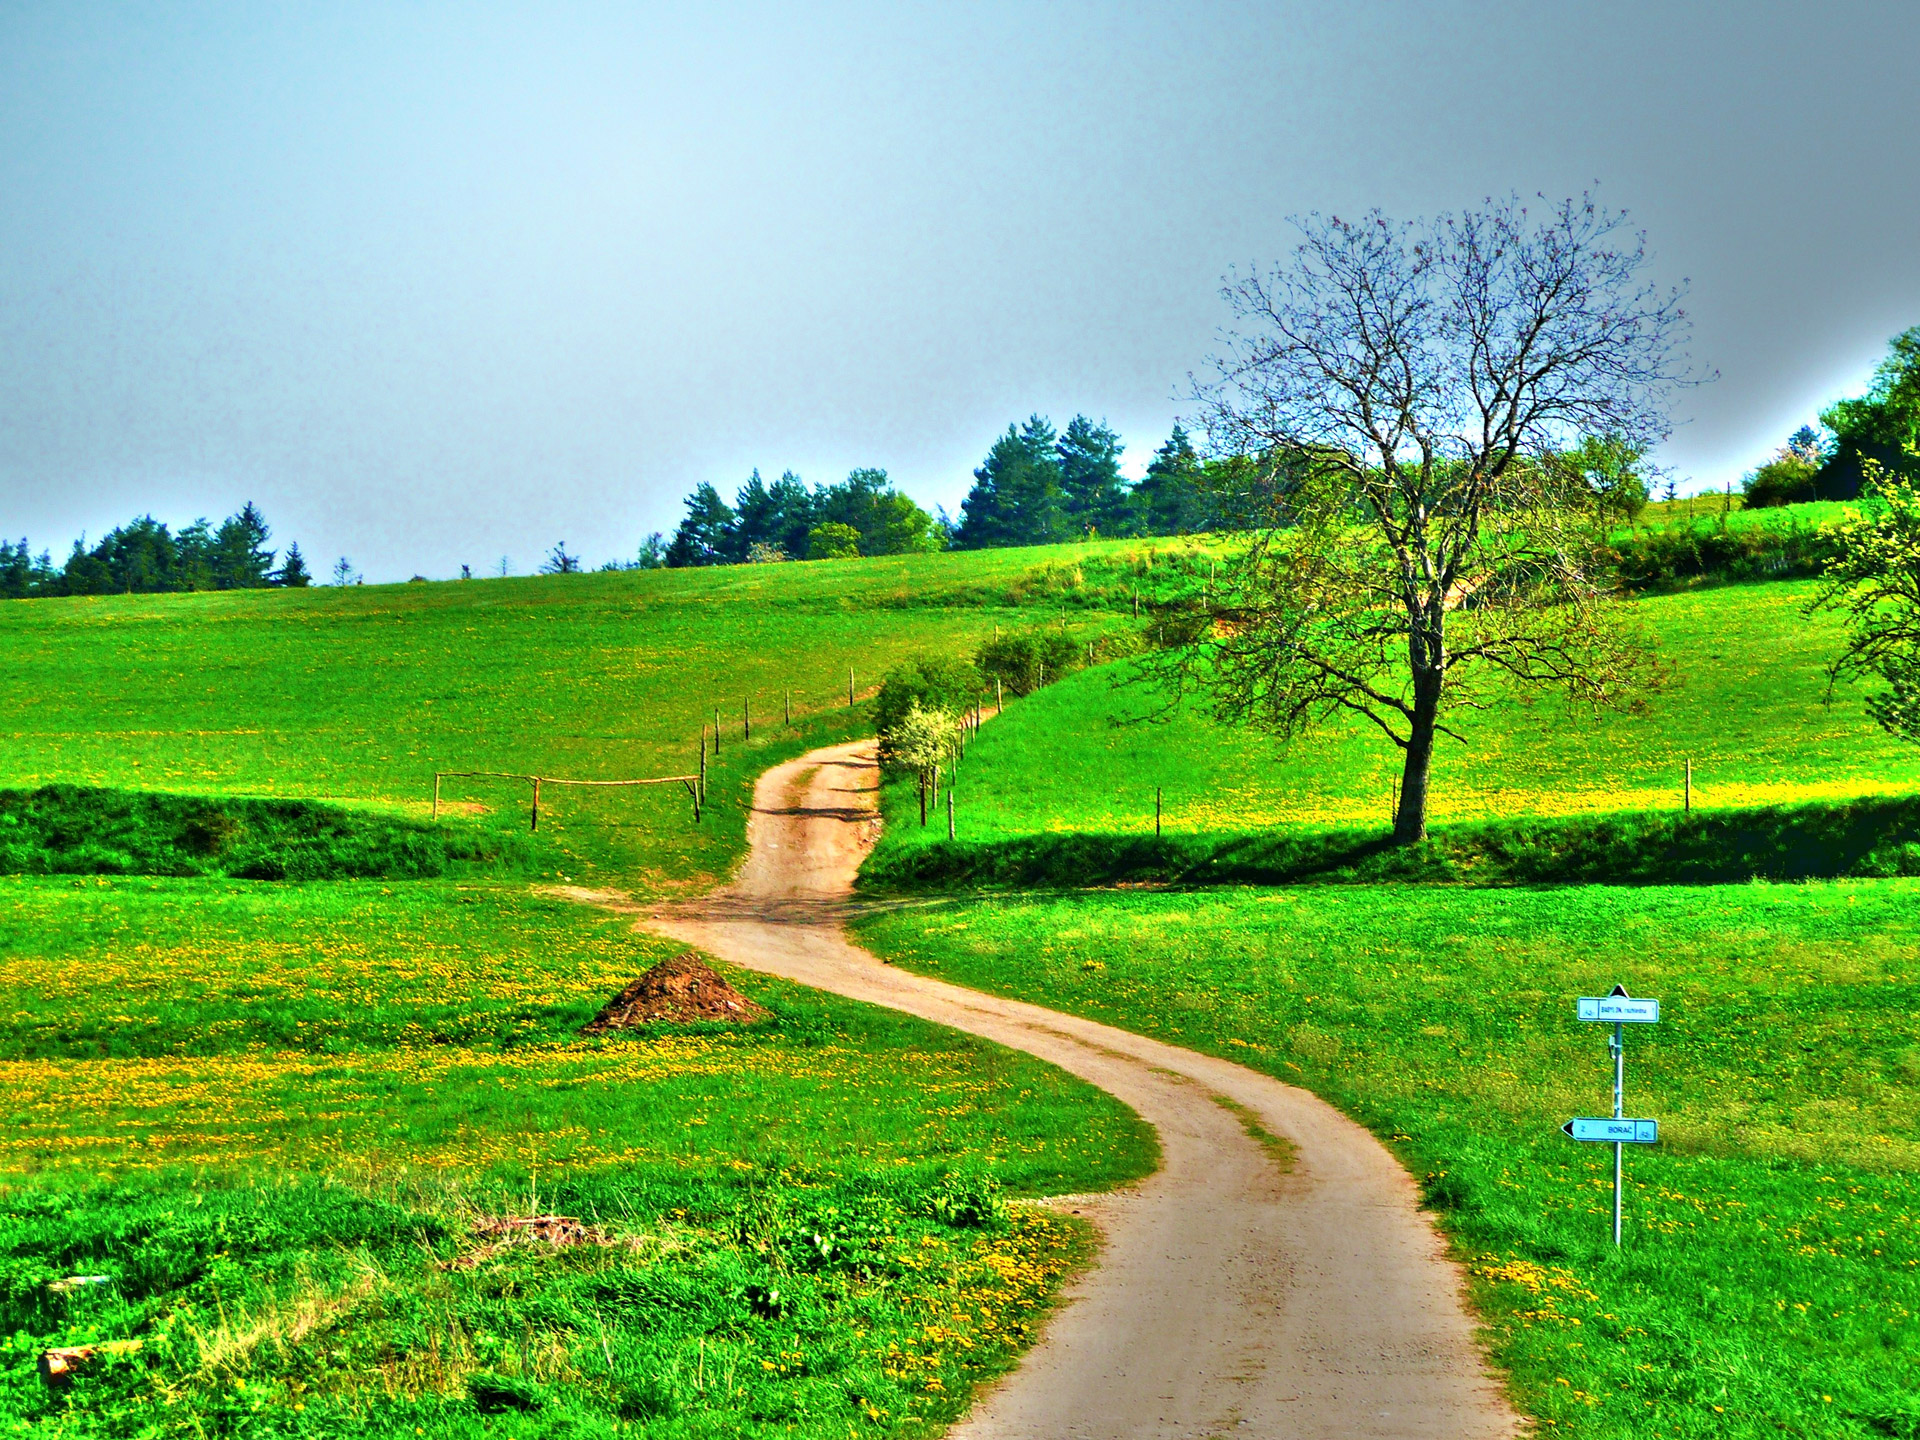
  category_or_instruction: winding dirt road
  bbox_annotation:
[641,741,1518,1440]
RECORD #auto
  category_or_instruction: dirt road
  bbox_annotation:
[643,740,1518,1440]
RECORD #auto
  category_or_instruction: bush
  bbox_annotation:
[975,629,1081,698]
[1609,519,1836,591]
[873,656,982,772]
[806,522,861,560]
[1743,454,1820,508]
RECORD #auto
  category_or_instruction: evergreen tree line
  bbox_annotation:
[664,419,1244,567]
[0,503,310,599]
[665,467,945,565]
[954,416,1239,546]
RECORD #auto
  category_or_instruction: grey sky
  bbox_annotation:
[3,1,1917,580]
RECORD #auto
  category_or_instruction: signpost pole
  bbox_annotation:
[1612,1020,1625,1246]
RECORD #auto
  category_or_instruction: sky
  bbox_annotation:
[2,1,1917,581]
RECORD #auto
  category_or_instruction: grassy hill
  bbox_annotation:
[0,554,1161,1437]
[850,561,1920,1438]
[0,548,1143,887]
[872,579,1915,868]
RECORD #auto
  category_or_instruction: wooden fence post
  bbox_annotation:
[1685,759,1692,813]
[699,732,707,805]
[919,774,928,826]
[713,707,721,755]
[432,773,441,822]
[947,789,955,840]
[1155,786,1162,838]
[785,688,791,725]
[530,776,541,832]
[996,677,1003,714]
[743,696,750,741]
[848,666,855,707]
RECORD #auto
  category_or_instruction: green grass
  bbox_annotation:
[0,876,1155,1435]
[853,883,1920,1439]
[0,784,534,881]
[875,580,1920,867]
[0,548,1155,888]
[861,794,1920,891]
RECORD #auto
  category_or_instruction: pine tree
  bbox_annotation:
[665,484,735,567]
[1057,416,1132,537]
[954,417,1067,548]
[1135,425,1208,535]
[728,470,778,562]
[211,502,275,588]
[276,542,312,587]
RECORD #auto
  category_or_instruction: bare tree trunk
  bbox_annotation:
[1394,640,1443,845]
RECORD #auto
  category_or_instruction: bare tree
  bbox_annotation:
[1172,195,1697,843]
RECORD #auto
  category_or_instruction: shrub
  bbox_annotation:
[873,656,984,755]
[1609,519,1836,591]
[806,522,861,560]
[975,629,1081,698]
[1743,453,1820,508]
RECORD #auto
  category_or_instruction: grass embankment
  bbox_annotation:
[875,580,1920,868]
[863,795,1920,890]
[0,877,1154,1435]
[0,785,531,881]
[855,885,1920,1439]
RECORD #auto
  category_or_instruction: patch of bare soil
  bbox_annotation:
[446,1214,616,1270]
[582,952,768,1032]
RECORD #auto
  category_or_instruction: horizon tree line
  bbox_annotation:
[1,502,309,600]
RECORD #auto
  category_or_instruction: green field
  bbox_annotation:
[846,542,1920,1437]
[0,549,1142,887]
[0,557,1164,1436]
[872,580,1918,865]
[9,532,1917,1437]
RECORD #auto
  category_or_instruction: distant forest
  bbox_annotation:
[1,503,310,599]
[662,418,1238,567]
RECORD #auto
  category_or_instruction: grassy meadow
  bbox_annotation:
[0,554,1169,1436]
[849,540,1920,1437]
[873,579,1920,864]
[0,548,1145,887]
[855,885,1920,1438]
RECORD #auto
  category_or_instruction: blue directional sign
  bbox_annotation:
[1576,995,1659,1023]
[1563,1117,1658,1144]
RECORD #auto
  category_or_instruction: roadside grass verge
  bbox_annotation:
[0,876,1156,1434]
[853,883,1920,1439]
[861,794,1920,892]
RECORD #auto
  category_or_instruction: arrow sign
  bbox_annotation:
[1563,1117,1658,1144]
[1577,995,1659,1023]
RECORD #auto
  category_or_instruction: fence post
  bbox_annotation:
[743,696,750,741]
[1685,759,1692,813]
[699,731,707,804]
[947,788,955,841]
[785,688,791,726]
[849,666,855,707]
[996,677,1003,714]
[713,707,721,755]
[530,776,541,832]
[1155,786,1162,839]
[432,773,441,823]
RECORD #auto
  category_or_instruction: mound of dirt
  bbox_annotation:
[582,952,769,1032]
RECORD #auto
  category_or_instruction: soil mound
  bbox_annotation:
[583,952,769,1032]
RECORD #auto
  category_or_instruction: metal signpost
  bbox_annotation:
[1565,984,1660,1245]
